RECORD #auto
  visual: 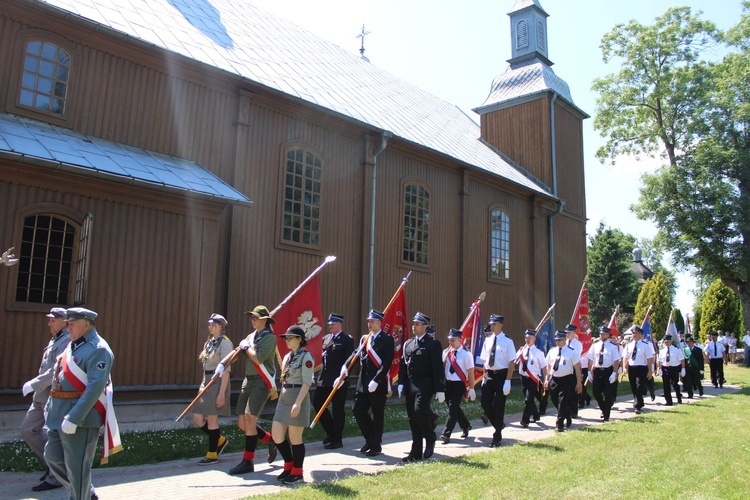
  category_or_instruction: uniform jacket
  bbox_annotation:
[281,347,315,386]
[244,327,277,378]
[318,331,354,387]
[29,328,71,404]
[45,328,114,430]
[399,334,445,394]
[684,345,705,375]
[345,330,394,393]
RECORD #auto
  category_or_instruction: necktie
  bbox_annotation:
[713,342,717,357]
[449,350,456,374]
[522,347,529,372]
[489,335,497,367]
[598,345,605,366]
[631,342,638,361]
[553,347,562,371]
[666,347,670,363]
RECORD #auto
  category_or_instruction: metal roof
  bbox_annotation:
[26,0,552,196]
[508,0,548,16]
[0,113,252,206]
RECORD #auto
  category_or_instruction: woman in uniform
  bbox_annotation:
[193,313,232,465]
[272,326,314,484]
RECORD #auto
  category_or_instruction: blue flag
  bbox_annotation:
[535,317,553,354]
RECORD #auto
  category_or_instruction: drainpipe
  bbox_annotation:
[548,92,561,338]
[368,131,392,309]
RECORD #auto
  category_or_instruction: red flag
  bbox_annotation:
[570,280,593,355]
[272,274,324,367]
[381,286,408,385]
[607,305,620,338]
[462,298,483,379]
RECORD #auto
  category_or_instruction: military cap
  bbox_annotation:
[685,335,695,343]
[367,309,384,321]
[46,307,67,319]
[245,305,275,324]
[565,324,578,332]
[412,312,430,324]
[426,325,436,335]
[663,334,673,341]
[599,326,611,335]
[208,313,228,326]
[524,329,537,337]
[488,314,504,324]
[66,307,98,323]
[632,326,644,334]
[448,328,463,339]
[710,331,718,337]
[554,330,567,341]
[327,313,344,324]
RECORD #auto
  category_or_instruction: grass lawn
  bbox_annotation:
[259,364,750,499]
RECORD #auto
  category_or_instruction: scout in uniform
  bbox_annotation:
[704,332,727,388]
[682,336,704,397]
[21,307,70,492]
[587,326,621,421]
[479,314,515,447]
[439,328,476,444]
[657,333,685,406]
[398,313,445,462]
[272,326,315,484]
[312,313,354,450]
[545,330,582,432]
[192,314,232,465]
[515,329,547,428]
[229,305,278,475]
[621,325,655,414]
[44,308,119,500]
[341,309,394,457]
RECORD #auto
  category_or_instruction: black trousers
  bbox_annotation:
[592,366,614,419]
[550,374,575,430]
[405,380,436,457]
[708,358,725,387]
[442,380,470,437]
[578,368,592,406]
[628,365,648,410]
[520,376,541,424]
[683,366,703,397]
[661,366,682,404]
[480,369,508,441]
[312,384,348,442]
[352,389,387,450]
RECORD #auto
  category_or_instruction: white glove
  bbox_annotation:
[340,365,348,378]
[211,363,225,380]
[608,373,616,384]
[239,339,251,350]
[22,381,33,396]
[587,371,594,383]
[333,376,342,388]
[617,367,623,375]
[680,368,686,377]
[61,418,77,435]
[468,388,476,401]
[367,380,378,392]
[436,391,445,403]
[397,384,403,398]
[503,380,511,395]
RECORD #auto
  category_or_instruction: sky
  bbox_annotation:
[247,0,743,315]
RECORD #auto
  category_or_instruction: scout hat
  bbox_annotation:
[46,307,67,319]
[245,305,275,324]
[281,325,307,346]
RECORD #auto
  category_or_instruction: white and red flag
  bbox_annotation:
[381,285,408,386]
[570,279,593,355]
[273,274,324,367]
[607,304,620,338]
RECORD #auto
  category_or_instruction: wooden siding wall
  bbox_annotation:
[554,105,586,217]
[552,212,587,327]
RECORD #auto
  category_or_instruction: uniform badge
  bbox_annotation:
[305,359,313,369]
[97,361,107,370]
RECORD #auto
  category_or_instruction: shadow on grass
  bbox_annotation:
[444,456,491,469]
[309,481,358,497]
[520,441,565,452]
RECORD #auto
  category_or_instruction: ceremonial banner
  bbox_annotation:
[535,316,553,354]
[665,310,679,339]
[381,285,408,385]
[570,279,593,355]
[607,305,620,338]
[685,314,692,336]
[461,296,483,378]
[641,305,653,341]
[273,274,324,367]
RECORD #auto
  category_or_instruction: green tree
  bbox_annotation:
[634,271,673,340]
[674,308,685,334]
[587,223,640,326]
[699,279,743,344]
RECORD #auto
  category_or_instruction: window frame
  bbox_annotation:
[488,204,511,284]
[274,142,324,255]
[5,29,77,126]
[399,177,431,270]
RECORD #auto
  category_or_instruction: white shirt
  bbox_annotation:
[623,339,655,367]
[705,340,726,359]
[567,337,583,358]
[658,344,685,367]
[589,340,621,369]
[546,345,580,377]
[515,344,546,380]
[480,333,516,370]
[443,347,474,383]
[742,334,750,347]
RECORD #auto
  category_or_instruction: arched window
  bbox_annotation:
[15,211,92,305]
[537,21,546,51]
[490,208,510,280]
[402,182,430,266]
[19,40,71,116]
[281,147,322,247]
[516,20,528,49]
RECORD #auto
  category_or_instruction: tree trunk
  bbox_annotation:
[733,282,750,334]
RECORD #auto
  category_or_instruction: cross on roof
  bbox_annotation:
[356,24,370,56]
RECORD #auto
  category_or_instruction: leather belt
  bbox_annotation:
[283,384,302,388]
[50,389,83,399]
[204,370,215,375]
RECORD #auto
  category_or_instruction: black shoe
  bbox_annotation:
[664,402,673,406]
[578,402,585,409]
[439,434,450,444]
[217,437,229,456]
[322,436,332,445]
[460,426,471,438]
[423,445,435,459]
[197,457,218,465]
[32,482,62,492]
[267,441,278,463]
[519,421,529,428]
[283,474,304,484]
[277,469,291,481]
[555,427,564,433]
[359,444,370,453]
[91,494,99,500]
[480,414,489,425]
[365,448,382,457]
[603,417,610,422]
[634,409,641,415]
[565,419,571,428]
[401,455,421,463]
[324,441,343,450]
[228,459,254,475]
[489,440,502,447]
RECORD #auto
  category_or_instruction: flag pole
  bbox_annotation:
[311,271,411,429]
[570,276,588,324]
[462,292,486,358]
[640,304,653,329]
[174,256,337,422]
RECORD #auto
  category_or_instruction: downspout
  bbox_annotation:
[368,131,392,309]
[548,92,562,338]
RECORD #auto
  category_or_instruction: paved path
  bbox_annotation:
[2,383,736,500]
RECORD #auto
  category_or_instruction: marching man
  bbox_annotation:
[545,330,582,432]
[587,326,621,421]
[439,328,475,444]
[515,329,546,428]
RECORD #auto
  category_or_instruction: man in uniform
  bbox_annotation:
[21,307,70,492]
[704,332,727,388]
[545,330,582,432]
[439,328,475,444]
[479,314,515,447]
[588,326,621,421]
[741,330,750,367]
[341,309,394,457]
[44,307,115,500]
[398,312,444,462]
[564,324,589,413]
[682,336,704,397]
[657,333,685,406]
[622,325,655,414]
[312,313,354,449]
[515,329,546,428]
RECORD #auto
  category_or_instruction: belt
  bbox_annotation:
[486,368,507,373]
[283,384,302,388]
[50,389,83,399]
[204,370,215,375]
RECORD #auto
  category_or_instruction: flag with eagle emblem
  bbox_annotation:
[273,274,324,368]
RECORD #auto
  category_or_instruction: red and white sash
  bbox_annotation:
[365,333,382,369]
[516,348,541,386]
[447,350,469,388]
[249,331,275,390]
[60,349,122,464]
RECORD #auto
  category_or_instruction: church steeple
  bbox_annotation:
[507,0,551,67]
